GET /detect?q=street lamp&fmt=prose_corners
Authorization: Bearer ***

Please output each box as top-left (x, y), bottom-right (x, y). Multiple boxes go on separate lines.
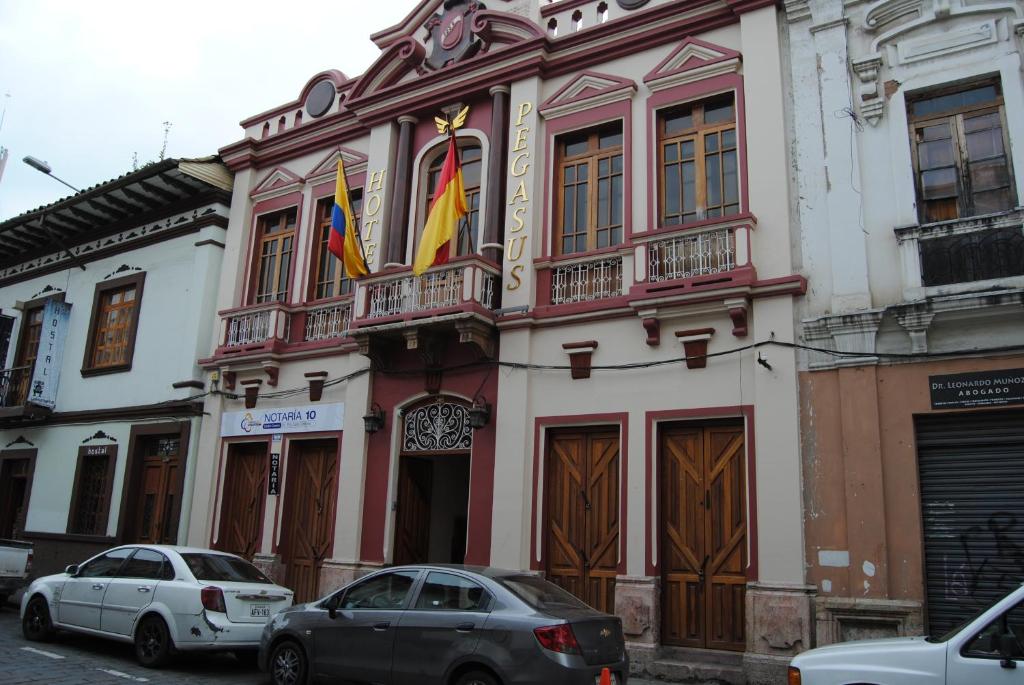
top-left (22, 156), bottom-right (81, 193)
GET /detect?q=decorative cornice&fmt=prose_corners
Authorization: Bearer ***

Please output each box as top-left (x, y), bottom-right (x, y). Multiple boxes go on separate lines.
top-left (539, 70), bottom-right (637, 119)
top-left (809, 16), bottom-right (848, 34)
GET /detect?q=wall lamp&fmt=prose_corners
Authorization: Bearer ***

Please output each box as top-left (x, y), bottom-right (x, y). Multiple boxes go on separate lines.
top-left (468, 397), bottom-right (491, 429)
top-left (363, 403), bottom-right (386, 434)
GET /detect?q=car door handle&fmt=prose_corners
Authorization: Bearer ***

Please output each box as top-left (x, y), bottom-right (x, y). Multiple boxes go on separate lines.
top-left (137, 587), bottom-right (151, 593)
top-left (91, 584), bottom-right (104, 590)
top-left (455, 622), bottom-right (475, 633)
top-left (372, 621), bottom-right (390, 631)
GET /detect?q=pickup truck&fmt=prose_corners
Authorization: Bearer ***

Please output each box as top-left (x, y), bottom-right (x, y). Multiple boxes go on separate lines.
top-left (789, 582), bottom-right (1024, 684)
top-left (0, 539), bottom-right (33, 607)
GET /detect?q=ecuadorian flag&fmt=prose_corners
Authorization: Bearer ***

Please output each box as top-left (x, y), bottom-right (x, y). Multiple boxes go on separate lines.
top-left (413, 136), bottom-right (467, 276)
top-left (329, 158), bottom-right (369, 279)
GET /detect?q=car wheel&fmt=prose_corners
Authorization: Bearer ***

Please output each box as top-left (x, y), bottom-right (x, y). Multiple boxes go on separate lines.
top-left (270, 640), bottom-right (308, 685)
top-left (456, 670), bottom-right (500, 685)
top-left (135, 615), bottom-right (173, 668)
top-left (22, 596), bottom-right (55, 641)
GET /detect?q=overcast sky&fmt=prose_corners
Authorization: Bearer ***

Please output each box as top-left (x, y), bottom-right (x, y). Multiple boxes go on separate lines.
top-left (0, 0), bottom-right (414, 221)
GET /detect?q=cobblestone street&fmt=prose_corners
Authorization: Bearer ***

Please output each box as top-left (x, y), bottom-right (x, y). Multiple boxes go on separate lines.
top-left (0, 602), bottom-right (264, 685)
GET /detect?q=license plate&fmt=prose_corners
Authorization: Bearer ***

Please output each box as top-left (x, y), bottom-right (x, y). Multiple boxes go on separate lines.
top-left (594, 675), bottom-right (618, 685)
top-left (250, 605), bottom-right (271, 618)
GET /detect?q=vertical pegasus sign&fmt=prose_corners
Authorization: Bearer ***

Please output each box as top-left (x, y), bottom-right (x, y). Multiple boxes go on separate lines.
top-left (29, 299), bottom-right (71, 409)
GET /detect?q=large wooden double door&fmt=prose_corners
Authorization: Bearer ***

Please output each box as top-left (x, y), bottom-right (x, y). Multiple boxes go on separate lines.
top-left (660, 423), bottom-right (747, 651)
top-left (280, 440), bottom-right (338, 603)
top-left (129, 435), bottom-right (182, 544)
top-left (545, 429), bottom-right (620, 614)
top-left (216, 442), bottom-right (268, 559)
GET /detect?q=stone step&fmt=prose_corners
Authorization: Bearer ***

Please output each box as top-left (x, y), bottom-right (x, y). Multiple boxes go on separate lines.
top-left (629, 646), bottom-right (747, 685)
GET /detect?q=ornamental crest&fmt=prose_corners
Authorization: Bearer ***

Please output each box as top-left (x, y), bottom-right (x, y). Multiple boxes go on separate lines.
top-left (424, 0), bottom-right (486, 71)
top-left (403, 401), bottom-right (473, 451)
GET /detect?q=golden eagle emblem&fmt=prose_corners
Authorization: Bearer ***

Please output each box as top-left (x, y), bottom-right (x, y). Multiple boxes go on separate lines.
top-left (434, 105), bottom-right (470, 135)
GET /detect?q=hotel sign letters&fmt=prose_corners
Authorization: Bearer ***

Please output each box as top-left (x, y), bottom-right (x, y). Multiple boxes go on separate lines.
top-left (506, 100), bottom-right (533, 290)
top-left (929, 369), bottom-right (1024, 409)
top-left (361, 169), bottom-right (386, 266)
top-left (29, 299), bottom-right (72, 409)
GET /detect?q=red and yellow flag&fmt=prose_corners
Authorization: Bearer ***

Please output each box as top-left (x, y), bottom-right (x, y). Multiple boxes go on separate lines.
top-left (413, 136), bottom-right (467, 276)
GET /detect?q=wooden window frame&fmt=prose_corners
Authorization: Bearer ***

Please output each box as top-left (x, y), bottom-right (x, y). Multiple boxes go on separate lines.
top-left (413, 140), bottom-right (484, 261)
top-left (251, 206), bottom-right (298, 304)
top-left (307, 191), bottom-right (363, 302)
top-left (657, 94), bottom-right (739, 227)
top-left (81, 273), bottom-right (146, 377)
top-left (554, 123), bottom-right (624, 256)
top-left (907, 79), bottom-right (1017, 224)
top-left (66, 444), bottom-right (118, 537)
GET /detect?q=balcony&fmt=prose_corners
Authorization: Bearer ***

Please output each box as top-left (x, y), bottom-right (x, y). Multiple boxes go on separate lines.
top-left (896, 209), bottom-right (1024, 299)
top-left (210, 297), bottom-right (355, 364)
top-left (349, 256), bottom-right (501, 361)
top-left (0, 366), bottom-right (51, 422)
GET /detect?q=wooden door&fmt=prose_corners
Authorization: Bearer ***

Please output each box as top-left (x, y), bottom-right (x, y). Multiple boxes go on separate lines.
top-left (280, 440), bottom-right (338, 603)
top-left (393, 457), bottom-right (433, 566)
top-left (0, 458), bottom-right (31, 538)
top-left (130, 436), bottom-right (181, 544)
top-left (545, 430), bottom-right (619, 614)
top-left (661, 424), bottom-right (746, 651)
top-left (216, 442), bottom-right (267, 559)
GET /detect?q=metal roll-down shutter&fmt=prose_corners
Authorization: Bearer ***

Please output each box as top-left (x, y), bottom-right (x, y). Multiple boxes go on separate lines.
top-left (916, 409), bottom-right (1024, 636)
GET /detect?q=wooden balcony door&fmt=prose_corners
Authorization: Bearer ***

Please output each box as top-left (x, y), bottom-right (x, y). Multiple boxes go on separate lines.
top-left (660, 423), bottom-right (747, 651)
top-left (280, 440), bottom-right (338, 603)
top-left (545, 429), bottom-right (620, 614)
top-left (216, 442), bottom-right (268, 559)
top-left (129, 435), bottom-right (182, 544)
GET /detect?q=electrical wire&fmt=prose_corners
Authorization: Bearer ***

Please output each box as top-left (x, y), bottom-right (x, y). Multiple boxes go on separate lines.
top-left (223, 339), bottom-right (1024, 403)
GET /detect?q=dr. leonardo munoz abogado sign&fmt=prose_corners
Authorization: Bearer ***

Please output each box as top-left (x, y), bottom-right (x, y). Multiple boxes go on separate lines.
top-left (220, 403), bottom-right (344, 437)
top-left (929, 368), bottom-right (1024, 409)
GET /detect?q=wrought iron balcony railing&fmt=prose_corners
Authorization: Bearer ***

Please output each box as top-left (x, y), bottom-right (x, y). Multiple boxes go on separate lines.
top-left (895, 209), bottom-right (1024, 296)
top-left (303, 300), bottom-right (352, 341)
top-left (355, 258), bottom-right (500, 323)
top-left (550, 255), bottom-right (624, 305)
top-left (221, 302), bottom-right (290, 348)
top-left (647, 227), bottom-right (737, 282)
top-left (0, 366), bottom-right (32, 407)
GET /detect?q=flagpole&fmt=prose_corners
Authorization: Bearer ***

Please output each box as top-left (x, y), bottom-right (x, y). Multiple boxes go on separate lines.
top-left (339, 148), bottom-right (371, 274)
top-left (446, 117), bottom-right (476, 256)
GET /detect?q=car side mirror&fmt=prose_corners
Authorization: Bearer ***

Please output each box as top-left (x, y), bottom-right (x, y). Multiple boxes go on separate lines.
top-left (64, 564), bottom-right (78, 576)
top-left (328, 605), bottom-right (337, 620)
top-left (997, 633), bottom-right (1018, 669)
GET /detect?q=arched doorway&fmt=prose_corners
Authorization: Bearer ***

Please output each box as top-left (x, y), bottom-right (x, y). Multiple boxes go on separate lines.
top-left (393, 399), bottom-right (472, 565)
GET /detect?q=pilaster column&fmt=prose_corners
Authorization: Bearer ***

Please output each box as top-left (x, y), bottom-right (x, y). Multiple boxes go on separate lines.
top-left (386, 115), bottom-right (417, 266)
top-left (484, 86), bottom-right (510, 263)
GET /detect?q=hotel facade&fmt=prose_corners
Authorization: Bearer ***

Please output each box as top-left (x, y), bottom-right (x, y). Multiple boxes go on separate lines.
top-left (190, 1), bottom-right (809, 681)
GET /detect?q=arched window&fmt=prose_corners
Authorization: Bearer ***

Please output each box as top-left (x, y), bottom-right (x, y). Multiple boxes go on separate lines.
top-left (423, 141), bottom-right (482, 257)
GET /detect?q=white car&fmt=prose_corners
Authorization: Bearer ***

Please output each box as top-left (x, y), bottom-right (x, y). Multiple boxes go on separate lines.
top-left (789, 582), bottom-right (1024, 685)
top-left (20, 544), bottom-right (293, 667)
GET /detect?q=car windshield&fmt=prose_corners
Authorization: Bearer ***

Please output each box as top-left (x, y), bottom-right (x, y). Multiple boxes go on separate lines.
top-left (180, 553), bottom-right (271, 584)
top-left (928, 585), bottom-right (1021, 642)
top-left (498, 574), bottom-right (590, 610)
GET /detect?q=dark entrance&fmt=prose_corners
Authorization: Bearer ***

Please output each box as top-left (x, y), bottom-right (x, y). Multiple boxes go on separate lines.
top-left (125, 434), bottom-right (183, 544)
top-left (544, 429), bottom-right (620, 614)
top-left (216, 441), bottom-right (267, 559)
top-left (280, 439), bottom-right (338, 603)
top-left (392, 399), bottom-right (474, 566)
top-left (917, 409), bottom-right (1024, 636)
top-left (660, 422), bottom-right (746, 651)
top-left (0, 450), bottom-right (35, 539)
top-left (393, 453), bottom-right (470, 566)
